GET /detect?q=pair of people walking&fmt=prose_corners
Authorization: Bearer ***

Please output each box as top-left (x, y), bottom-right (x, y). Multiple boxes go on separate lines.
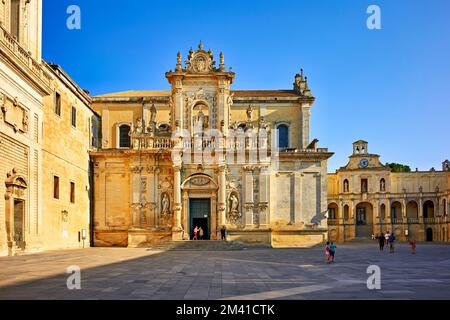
top-left (193, 226), bottom-right (204, 240)
top-left (377, 231), bottom-right (396, 253)
top-left (325, 241), bottom-right (336, 262)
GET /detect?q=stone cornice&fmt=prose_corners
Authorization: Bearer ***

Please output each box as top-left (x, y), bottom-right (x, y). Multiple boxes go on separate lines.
top-left (0, 26), bottom-right (52, 96)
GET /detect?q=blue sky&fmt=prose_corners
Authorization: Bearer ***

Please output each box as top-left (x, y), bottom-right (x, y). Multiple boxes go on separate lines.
top-left (42, 0), bottom-right (450, 172)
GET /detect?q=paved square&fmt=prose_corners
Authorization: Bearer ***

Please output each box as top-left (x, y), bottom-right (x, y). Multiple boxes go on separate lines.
top-left (0, 243), bottom-right (449, 300)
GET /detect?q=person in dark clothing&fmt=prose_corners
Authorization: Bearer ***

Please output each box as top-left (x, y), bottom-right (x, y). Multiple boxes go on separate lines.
top-left (378, 232), bottom-right (385, 251)
top-left (220, 225), bottom-right (227, 240)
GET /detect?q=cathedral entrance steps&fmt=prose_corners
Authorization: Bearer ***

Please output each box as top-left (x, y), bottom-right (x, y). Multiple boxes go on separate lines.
top-left (143, 240), bottom-right (263, 251)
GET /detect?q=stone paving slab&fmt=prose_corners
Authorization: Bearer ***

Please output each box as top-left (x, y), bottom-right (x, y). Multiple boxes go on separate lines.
top-left (0, 243), bottom-right (449, 299)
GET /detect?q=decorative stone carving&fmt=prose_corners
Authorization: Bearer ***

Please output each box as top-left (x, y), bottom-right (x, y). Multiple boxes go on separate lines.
top-left (1, 95), bottom-right (29, 133)
top-left (246, 105), bottom-right (253, 122)
top-left (5, 168), bottom-right (27, 199)
top-left (0, 93), bottom-right (5, 120)
top-left (228, 192), bottom-right (241, 223)
top-left (133, 117), bottom-right (144, 134)
top-left (185, 41), bottom-right (215, 74)
top-left (22, 111), bottom-right (29, 133)
top-left (150, 104), bottom-right (157, 124)
top-left (226, 92), bottom-right (234, 109)
top-left (161, 192), bottom-right (171, 216)
top-left (61, 210), bottom-right (69, 223)
top-left (190, 176), bottom-right (210, 186)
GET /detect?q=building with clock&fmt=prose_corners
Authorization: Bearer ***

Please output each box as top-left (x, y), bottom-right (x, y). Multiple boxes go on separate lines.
top-left (327, 140), bottom-right (450, 242)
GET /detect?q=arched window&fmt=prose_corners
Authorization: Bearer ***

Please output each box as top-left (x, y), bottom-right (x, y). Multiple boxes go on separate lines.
top-left (118, 124), bottom-right (131, 148)
top-left (277, 124), bottom-right (289, 149)
top-left (443, 199), bottom-right (447, 216)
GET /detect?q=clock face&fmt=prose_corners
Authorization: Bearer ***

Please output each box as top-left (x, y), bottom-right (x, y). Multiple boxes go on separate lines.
top-left (359, 159), bottom-right (369, 168)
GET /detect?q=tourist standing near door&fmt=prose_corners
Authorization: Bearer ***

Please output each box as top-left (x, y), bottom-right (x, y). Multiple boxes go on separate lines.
top-left (199, 227), bottom-right (204, 240)
top-left (221, 225), bottom-right (227, 240)
top-left (193, 226), bottom-right (198, 240)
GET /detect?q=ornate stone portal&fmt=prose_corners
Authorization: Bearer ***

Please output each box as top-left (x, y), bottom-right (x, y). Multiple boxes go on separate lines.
top-left (4, 168), bottom-right (28, 256)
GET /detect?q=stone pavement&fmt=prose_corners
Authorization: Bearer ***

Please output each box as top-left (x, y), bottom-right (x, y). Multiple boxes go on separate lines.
top-left (0, 243), bottom-right (449, 300)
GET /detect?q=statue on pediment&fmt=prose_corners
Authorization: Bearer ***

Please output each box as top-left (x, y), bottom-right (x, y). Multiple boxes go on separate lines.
top-left (133, 117), bottom-right (143, 134)
top-left (246, 105), bottom-right (253, 122)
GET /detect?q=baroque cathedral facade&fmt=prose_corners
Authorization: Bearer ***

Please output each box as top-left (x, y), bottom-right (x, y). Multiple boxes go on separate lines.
top-left (1, 1), bottom-right (448, 256)
top-left (90, 42), bottom-right (333, 247)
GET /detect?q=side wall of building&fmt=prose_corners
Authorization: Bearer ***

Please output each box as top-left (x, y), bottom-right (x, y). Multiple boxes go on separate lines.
top-left (41, 64), bottom-right (98, 250)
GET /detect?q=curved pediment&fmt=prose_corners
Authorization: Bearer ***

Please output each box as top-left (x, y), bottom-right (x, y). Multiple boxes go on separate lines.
top-left (5, 169), bottom-right (28, 188)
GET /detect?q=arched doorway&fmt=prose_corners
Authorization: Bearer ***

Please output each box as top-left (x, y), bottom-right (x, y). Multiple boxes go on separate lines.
top-left (426, 228), bottom-right (433, 242)
top-left (355, 202), bottom-right (373, 238)
top-left (423, 200), bottom-right (435, 218)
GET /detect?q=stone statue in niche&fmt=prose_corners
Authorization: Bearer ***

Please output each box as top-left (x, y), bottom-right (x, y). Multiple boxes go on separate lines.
top-left (344, 180), bottom-right (349, 192)
top-left (161, 193), bottom-right (170, 216)
top-left (228, 192), bottom-right (241, 223)
top-left (380, 179), bottom-right (386, 191)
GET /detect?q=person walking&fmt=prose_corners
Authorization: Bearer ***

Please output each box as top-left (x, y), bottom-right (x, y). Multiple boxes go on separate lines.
top-left (389, 232), bottom-right (396, 253)
top-left (220, 225), bottom-right (227, 241)
top-left (409, 239), bottom-right (417, 254)
top-left (199, 226), bottom-right (204, 240)
top-left (325, 242), bottom-right (331, 263)
top-left (193, 226), bottom-right (198, 240)
top-left (329, 242), bottom-right (337, 262)
top-left (385, 231), bottom-right (390, 246)
top-left (378, 232), bottom-right (385, 251)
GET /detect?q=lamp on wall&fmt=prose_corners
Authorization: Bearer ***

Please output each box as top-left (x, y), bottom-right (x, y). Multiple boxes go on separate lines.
top-left (81, 229), bottom-right (87, 248)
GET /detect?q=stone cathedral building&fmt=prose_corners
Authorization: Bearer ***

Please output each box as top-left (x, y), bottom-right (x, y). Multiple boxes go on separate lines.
top-left (91, 42), bottom-right (333, 248)
top-left (1, 1), bottom-right (449, 256)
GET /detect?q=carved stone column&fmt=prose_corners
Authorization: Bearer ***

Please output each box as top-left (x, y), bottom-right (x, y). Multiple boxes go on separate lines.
top-left (174, 84), bottom-right (184, 131)
top-left (172, 164), bottom-right (183, 240)
top-left (243, 166), bottom-right (254, 228)
top-left (218, 164), bottom-right (227, 227)
top-left (258, 166), bottom-right (270, 228)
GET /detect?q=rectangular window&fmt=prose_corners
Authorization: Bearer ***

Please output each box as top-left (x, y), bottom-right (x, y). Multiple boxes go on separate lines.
top-left (70, 182), bottom-right (75, 203)
top-left (361, 179), bottom-right (368, 193)
top-left (71, 106), bottom-right (77, 128)
top-left (53, 176), bottom-right (60, 199)
top-left (10, 0), bottom-right (20, 41)
top-left (55, 92), bottom-right (61, 116)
